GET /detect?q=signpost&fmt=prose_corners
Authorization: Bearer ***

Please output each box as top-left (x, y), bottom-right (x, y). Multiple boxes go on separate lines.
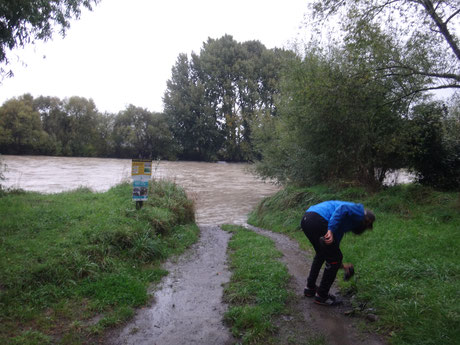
top-left (131, 159), bottom-right (152, 209)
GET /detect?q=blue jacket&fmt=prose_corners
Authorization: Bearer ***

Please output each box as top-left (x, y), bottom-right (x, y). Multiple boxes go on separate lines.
top-left (306, 200), bottom-right (365, 243)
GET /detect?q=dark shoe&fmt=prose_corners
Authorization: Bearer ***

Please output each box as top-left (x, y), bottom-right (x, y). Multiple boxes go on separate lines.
top-left (304, 285), bottom-right (317, 297)
top-left (314, 294), bottom-right (342, 306)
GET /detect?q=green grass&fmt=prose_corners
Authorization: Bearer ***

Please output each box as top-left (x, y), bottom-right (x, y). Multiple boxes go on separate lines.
top-left (221, 225), bottom-right (290, 344)
top-left (0, 180), bottom-right (199, 345)
top-left (248, 184), bottom-right (460, 345)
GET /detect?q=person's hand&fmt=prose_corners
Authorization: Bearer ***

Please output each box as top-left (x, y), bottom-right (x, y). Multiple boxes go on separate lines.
top-left (324, 230), bottom-right (334, 244)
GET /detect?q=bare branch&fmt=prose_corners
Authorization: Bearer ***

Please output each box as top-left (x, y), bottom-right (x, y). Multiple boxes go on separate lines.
top-left (422, 0), bottom-right (460, 61)
top-left (382, 84), bottom-right (460, 107)
top-left (361, 0), bottom-right (401, 22)
top-left (374, 64), bottom-right (460, 82)
top-left (445, 9), bottom-right (460, 25)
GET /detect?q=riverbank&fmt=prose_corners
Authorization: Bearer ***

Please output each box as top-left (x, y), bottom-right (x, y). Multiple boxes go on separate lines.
top-left (247, 184), bottom-right (460, 345)
top-left (0, 155), bottom-right (280, 225)
top-left (0, 181), bottom-right (198, 345)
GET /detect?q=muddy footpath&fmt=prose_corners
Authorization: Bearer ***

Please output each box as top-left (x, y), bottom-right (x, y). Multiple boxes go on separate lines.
top-left (105, 224), bottom-right (387, 345)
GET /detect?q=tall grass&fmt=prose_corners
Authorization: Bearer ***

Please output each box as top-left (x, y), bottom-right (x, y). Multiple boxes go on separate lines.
top-left (0, 180), bottom-right (198, 345)
top-left (248, 184), bottom-right (460, 345)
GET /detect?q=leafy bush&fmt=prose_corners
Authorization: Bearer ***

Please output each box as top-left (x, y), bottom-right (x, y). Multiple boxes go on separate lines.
top-left (407, 101), bottom-right (460, 191)
top-left (253, 48), bottom-right (409, 187)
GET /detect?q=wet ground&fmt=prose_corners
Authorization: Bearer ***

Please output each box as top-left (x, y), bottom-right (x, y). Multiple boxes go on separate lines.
top-left (245, 224), bottom-right (386, 345)
top-left (3, 156), bottom-right (387, 344)
top-left (105, 224), bottom-right (387, 345)
top-left (105, 226), bottom-right (235, 345)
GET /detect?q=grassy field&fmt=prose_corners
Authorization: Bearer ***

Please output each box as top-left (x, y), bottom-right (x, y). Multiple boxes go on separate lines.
top-left (0, 181), bottom-right (198, 345)
top-left (247, 184), bottom-right (460, 345)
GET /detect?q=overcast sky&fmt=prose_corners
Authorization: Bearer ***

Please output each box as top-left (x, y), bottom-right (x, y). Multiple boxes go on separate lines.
top-left (0, 0), bottom-right (310, 114)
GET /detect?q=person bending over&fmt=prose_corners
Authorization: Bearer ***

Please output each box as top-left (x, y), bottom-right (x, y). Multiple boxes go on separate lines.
top-left (300, 200), bottom-right (375, 306)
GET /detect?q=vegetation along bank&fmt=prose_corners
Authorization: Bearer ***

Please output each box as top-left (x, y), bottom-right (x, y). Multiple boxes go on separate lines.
top-left (247, 184), bottom-right (460, 345)
top-left (0, 181), bottom-right (197, 345)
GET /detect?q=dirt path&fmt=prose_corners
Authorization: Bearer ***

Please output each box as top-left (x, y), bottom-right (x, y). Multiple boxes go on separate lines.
top-left (105, 224), bottom-right (386, 345)
top-left (105, 225), bottom-right (235, 345)
top-left (245, 224), bottom-right (386, 345)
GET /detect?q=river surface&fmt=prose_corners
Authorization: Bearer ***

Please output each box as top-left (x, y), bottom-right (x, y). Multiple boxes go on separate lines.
top-left (1, 155), bottom-right (279, 225)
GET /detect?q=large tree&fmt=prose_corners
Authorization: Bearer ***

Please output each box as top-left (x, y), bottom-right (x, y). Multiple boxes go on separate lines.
top-left (193, 36), bottom-right (290, 161)
top-left (164, 35), bottom-right (291, 161)
top-left (63, 96), bottom-right (101, 156)
top-left (406, 100), bottom-right (460, 190)
top-left (163, 54), bottom-right (221, 161)
top-left (0, 0), bottom-right (99, 76)
top-left (33, 95), bottom-right (108, 157)
top-left (34, 95), bottom-right (72, 155)
top-left (0, 94), bottom-right (50, 154)
top-left (309, 0), bottom-right (460, 98)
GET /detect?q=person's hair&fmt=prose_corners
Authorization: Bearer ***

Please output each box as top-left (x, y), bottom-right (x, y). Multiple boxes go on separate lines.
top-left (352, 223), bottom-right (366, 235)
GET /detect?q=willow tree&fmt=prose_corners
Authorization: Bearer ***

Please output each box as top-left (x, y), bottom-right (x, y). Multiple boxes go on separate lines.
top-left (310, 0), bottom-right (460, 98)
top-left (253, 46), bottom-right (411, 187)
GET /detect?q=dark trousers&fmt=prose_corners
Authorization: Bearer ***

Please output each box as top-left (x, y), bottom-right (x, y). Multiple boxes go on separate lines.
top-left (301, 212), bottom-right (343, 298)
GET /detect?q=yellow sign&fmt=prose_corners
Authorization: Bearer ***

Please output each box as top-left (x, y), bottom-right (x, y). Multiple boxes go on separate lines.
top-left (132, 159), bottom-right (152, 202)
top-left (131, 159), bottom-right (152, 176)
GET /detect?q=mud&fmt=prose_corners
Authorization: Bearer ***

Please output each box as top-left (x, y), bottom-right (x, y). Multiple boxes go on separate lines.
top-left (245, 224), bottom-right (387, 345)
top-left (105, 222), bottom-right (387, 345)
top-left (105, 226), bottom-right (235, 345)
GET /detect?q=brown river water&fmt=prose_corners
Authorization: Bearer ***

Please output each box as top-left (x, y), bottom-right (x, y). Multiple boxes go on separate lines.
top-left (1, 155), bottom-right (280, 225)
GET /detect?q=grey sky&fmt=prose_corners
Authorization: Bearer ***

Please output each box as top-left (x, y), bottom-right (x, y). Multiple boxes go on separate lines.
top-left (0, 0), bottom-right (310, 114)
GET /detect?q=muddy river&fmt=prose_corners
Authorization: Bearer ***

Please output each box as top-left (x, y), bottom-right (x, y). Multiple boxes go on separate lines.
top-left (1, 155), bottom-right (280, 225)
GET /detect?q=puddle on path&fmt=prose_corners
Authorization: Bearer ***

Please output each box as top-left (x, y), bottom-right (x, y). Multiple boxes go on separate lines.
top-left (105, 226), bottom-right (235, 345)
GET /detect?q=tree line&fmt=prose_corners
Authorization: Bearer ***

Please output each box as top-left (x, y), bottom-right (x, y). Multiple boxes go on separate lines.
top-left (1, 0), bottom-right (460, 190)
top-left (0, 35), bottom-right (290, 161)
top-left (0, 95), bottom-right (176, 159)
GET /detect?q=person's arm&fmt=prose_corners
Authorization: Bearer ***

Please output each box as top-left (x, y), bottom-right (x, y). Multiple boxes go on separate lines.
top-left (325, 204), bottom-right (350, 244)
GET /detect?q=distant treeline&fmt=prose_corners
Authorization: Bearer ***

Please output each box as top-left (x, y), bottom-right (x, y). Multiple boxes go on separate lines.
top-left (0, 94), bottom-right (176, 160)
top-left (0, 35), bottom-right (289, 162)
top-left (1, 34), bottom-right (460, 190)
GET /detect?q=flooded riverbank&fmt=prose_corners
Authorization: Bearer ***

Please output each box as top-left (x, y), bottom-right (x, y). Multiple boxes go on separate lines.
top-left (1, 155), bottom-right (280, 225)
